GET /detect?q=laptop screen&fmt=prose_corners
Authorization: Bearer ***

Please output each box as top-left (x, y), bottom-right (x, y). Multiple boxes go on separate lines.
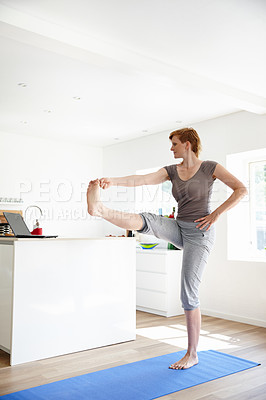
top-left (3, 212), bottom-right (31, 236)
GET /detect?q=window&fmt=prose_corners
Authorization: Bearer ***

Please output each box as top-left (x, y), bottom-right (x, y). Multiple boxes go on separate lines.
top-left (135, 167), bottom-right (175, 216)
top-left (227, 149), bottom-right (266, 262)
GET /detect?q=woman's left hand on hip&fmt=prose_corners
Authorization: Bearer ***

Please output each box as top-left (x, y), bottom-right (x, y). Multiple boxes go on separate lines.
top-left (194, 211), bottom-right (220, 231)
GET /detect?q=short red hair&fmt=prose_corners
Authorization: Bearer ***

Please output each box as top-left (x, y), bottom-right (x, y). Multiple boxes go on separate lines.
top-left (169, 128), bottom-right (202, 157)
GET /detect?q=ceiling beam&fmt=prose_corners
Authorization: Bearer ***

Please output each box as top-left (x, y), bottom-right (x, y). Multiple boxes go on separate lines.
top-left (1, 3), bottom-right (265, 115)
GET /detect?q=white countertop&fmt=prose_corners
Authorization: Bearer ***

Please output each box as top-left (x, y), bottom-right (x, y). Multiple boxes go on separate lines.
top-left (0, 236), bottom-right (136, 243)
top-left (136, 247), bottom-right (182, 254)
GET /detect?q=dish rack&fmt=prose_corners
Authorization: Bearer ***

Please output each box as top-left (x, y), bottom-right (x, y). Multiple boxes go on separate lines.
top-left (0, 223), bottom-right (12, 236)
top-left (0, 210), bottom-right (22, 236)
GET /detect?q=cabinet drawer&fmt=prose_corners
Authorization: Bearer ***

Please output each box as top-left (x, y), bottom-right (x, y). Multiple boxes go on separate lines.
top-left (136, 288), bottom-right (167, 312)
top-left (136, 253), bottom-right (166, 273)
top-left (136, 271), bottom-right (167, 292)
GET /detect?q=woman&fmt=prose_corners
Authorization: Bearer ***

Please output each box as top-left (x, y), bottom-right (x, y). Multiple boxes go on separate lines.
top-left (87, 127), bottom-right (247, 370)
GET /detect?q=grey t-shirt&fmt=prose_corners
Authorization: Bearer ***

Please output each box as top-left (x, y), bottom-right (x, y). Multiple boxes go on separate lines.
top-left (164, 161), bottom-right (218, 222)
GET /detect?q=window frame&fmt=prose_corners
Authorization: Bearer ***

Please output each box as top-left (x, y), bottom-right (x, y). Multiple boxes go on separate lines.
top-left (227, 148), bottom-right (266, 262)
top-left (248, 159), bottom-right (266, 253)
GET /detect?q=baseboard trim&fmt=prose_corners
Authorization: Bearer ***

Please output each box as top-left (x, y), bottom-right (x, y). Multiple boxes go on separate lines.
top-left (201, 309), bottom-right (266, 328)
top-left (136, 306), bottom-right (184, 318)
top-left (0, 344), bottom-right (10, 354)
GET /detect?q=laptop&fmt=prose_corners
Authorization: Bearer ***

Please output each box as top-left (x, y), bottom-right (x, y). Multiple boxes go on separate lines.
top-left (3, 212), bottom-right (58, 238)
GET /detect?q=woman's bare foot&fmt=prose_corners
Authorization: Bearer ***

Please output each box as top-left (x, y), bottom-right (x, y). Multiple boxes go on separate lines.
top-left (87, 179), bottom-right (103, 217)
top-left (169, 351), bottom-right (198, 370)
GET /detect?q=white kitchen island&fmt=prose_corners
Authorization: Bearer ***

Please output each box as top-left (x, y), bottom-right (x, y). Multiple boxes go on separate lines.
top-left (0, 237), bottom-right (136, 365)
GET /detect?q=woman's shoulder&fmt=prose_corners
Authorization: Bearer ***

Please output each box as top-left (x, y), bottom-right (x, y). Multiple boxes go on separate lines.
top-left (202, 160), bottom-right (218, 166)
top-left (163, 164), bottom-right (177, 171)
top-left (201, 160), bottom-right (218, 175)
top-left (163, 164), bottom-right (177, 180)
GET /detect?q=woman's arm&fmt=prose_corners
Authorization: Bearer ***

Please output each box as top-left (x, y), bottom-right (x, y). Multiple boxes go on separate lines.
top-left (99, 168), bottom-right (169, 189)
top-left (195, 163), bottom-right (248, 230)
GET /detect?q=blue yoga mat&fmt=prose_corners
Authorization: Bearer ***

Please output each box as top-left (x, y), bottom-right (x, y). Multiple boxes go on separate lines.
top-left (1, 350), bottom-right (259, 400)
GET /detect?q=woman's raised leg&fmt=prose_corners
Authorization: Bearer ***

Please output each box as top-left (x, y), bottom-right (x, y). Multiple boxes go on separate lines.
top-left (87, 179), bottom-right (143, 230)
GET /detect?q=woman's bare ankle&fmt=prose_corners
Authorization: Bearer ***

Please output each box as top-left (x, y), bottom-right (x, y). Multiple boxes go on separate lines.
top-left (187, 349), bottom-right (197, 357)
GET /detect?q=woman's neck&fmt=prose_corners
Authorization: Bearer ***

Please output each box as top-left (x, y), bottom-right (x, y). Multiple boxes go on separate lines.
top-left (180, 152), bottom-right (200, 168)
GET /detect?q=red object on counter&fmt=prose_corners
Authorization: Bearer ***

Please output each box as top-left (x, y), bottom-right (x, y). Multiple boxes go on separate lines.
top-left (31, 228), bottom-right (43, 235)
top-left (168, 206), bottom-right (176, 219)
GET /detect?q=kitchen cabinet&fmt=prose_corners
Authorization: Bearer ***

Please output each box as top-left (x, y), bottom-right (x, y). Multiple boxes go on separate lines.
top-left (136, 248), bottom-right (183, 317)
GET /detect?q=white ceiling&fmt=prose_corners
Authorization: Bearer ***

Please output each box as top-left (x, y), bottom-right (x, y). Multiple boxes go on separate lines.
top-left (0, 0), bottom-right (265, 147)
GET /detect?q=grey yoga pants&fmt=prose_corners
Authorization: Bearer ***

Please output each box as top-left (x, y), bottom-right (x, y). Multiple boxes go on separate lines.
top-left (137, 212), bottom-right (216, 311)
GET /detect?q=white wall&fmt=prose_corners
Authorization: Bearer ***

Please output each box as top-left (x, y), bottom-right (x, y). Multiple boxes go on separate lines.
top-left (0, 131), bottom-right (103, 237)
top-left (103, 111), bottom-right (266, 327)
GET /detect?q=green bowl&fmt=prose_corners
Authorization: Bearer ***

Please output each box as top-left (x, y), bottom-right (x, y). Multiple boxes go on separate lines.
top-left (139, 243), bottom-right (159, 250)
